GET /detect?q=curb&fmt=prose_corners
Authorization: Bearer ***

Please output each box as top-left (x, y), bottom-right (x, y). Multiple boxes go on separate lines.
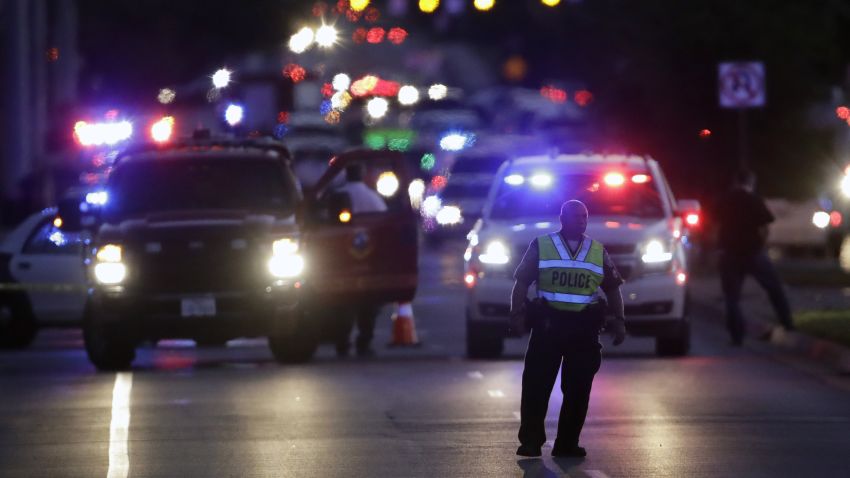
top-left (691, 293), bottom-right (850, 375)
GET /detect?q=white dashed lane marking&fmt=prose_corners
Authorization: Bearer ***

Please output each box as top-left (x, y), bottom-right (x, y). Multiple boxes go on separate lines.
top-left (467, 371), bottom-right (484, 379)
top-left (586, 471), bottom-right (612, 478)
top-left (487, 390), bottom-right (505, 398)
top-left (107, 372), bottom-right (132, 478)
top-left (513, 411), bottom-right (521, 421)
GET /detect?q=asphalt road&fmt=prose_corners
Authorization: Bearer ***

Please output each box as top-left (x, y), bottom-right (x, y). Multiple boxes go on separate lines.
top-left (1, 243), bottom-right (849, 478)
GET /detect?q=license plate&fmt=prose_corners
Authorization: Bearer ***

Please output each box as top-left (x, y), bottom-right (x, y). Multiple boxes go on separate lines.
top-left (181, 296), bottom-right (216, 317)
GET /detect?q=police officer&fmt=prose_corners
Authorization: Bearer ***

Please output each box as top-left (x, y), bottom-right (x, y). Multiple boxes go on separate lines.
top-left (511, 200), bottom-right (626, 458)
top-left (334, 164), bottom-right (387, 357)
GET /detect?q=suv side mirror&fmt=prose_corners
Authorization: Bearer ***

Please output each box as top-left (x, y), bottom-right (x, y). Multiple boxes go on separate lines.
top-left (328, 191), bottom-right (353, 224)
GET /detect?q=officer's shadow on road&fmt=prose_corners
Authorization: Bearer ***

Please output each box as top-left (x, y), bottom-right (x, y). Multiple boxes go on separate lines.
top-left (517, 457), bottom-right (584, 477)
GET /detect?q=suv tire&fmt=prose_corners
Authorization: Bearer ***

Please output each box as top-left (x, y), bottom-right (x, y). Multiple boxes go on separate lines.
top-left (83, 307), bottom-right (135, 371)
top-left (466, 319), bottom-right (504, 359)
top-left (0, 297), bottom-right (38, 349)
top-left (655, 322), bottom-right (690, 357)
top-left (268, 312), bottom-right (318, 364)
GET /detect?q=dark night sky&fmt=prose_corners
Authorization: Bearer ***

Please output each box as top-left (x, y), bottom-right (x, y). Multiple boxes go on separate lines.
top-left (75, 0), bottom-right (850, 198)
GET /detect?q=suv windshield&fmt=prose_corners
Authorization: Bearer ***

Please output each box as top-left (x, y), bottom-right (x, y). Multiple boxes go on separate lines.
top-left (490, 173), bottom-right (664, 220)
top-left (106, 158), bottom-right (295, 218)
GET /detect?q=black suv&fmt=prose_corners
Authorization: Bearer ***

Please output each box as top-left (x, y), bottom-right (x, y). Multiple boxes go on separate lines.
top-left (79, 138), bottom-right (315, 370)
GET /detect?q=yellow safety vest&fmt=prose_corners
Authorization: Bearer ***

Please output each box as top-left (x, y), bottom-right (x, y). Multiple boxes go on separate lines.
top-left (537, 233), bottom-right (605, 312)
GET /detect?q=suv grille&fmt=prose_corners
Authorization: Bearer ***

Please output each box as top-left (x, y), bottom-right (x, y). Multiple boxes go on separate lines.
top-left (129, 237), bottom-right (267, 294)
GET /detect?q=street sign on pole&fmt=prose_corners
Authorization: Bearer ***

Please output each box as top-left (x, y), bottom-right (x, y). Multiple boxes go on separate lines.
top-left (719, 62), bottom-right (765, 169)
top-left (719, 62), bottom-right (766, 109)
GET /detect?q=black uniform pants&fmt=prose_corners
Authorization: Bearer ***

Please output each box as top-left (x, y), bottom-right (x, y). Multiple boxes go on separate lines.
top-left (335, 305), bottom-right (380, 352)
top-left (518, 313), bottom-right (602, 449)
top-left (719, 251), bottom-right (793, 342)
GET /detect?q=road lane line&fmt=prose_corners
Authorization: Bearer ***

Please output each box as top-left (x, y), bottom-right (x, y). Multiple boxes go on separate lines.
top-left (467, 371), bottom-right (484, 379)
top-left (487, 389), bottom-right (505, 398)
top-left (107, 372), bottom-right (133, 478)
top-left (513, 411), bottom-right (521, 421)
top-left (586, 471), bottom-right (611, 478)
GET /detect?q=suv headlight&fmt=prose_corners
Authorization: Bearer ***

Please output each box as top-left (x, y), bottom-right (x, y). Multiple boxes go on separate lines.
top-left (268, 238), bottom-right (305, 278)
top-left (94, 244), bottom-right (127, 285)
top-left (479, 240), bottom-right (510, 265)
top-left (641, 239), bottom-right (673, 264)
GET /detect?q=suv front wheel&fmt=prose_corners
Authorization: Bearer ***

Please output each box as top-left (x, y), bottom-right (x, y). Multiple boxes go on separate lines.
top-left (268, 311), bottom-right (318, 363)
top-left (83, 306), bottom-right (136, 371)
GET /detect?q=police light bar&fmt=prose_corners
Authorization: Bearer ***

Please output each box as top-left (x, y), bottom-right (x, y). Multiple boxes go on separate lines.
top-left (603, 172), bottom-right (625, 187)
top-left (74, 120), bottom-right (133, 147)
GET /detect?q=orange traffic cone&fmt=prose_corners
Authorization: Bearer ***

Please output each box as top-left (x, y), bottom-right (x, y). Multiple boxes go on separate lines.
top-left (388, 302), bottom-right (420, 347)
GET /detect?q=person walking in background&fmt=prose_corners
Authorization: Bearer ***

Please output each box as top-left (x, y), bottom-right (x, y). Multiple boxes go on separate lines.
top-left (715, 169), bottom-right (795, 345)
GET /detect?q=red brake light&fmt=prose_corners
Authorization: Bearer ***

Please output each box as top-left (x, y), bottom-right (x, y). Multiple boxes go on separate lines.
top-left (631, 174), bottom-right (650, 184)
top-left (685, 213), bottom-right (700, 226)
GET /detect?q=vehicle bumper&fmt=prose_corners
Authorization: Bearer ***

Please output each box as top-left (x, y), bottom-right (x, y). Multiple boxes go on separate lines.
top-left (88, 282), bottom-right (300, 340)
top-left (466, 269), bottom-right (687, 337)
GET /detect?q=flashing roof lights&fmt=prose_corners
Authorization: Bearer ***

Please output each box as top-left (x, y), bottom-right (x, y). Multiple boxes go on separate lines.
top-left (436, 205), bottom-right (462, 225)
top-left (376, 171), bottom-right (400, 197)
top-left (350, 0), bottom-right (370, 11)
top-left (439, 132), bottom-right (472, 151)
top-left (542, 0), bottom-right (562, 5)
top-left (398, 85), bottom-right (420, 106)
top-left (631, 174), bottom-right (650, 184)
top-left (74, 120), bottom-right (133, 147)
top-left (529, 173), bottom-right (553, 188)
top-left (157, 88), bottom-right (176, 104)
top-left (333, 73), bottom-right (351, 92)
top-left (224, 104), bottom-right (244, 126)
top-left (841, 171), bottom-right (850, 198)
top-left (428, 84), bottom-right (448, 100)
top-left (422, 195), bottom-right (442, 217)
top-left (150, 116), bottom-right (175, 143)
top-left (366, 97), bottom-right (389, 119)
top-left (315, 24), bottom-right (338, 48)
top-left (289, 27), bottom-right (315, 53)
top-left (212, 68), bottom-right (232, 88)
top-left (419, 0), bottom-right (440, 13)
top-left (504, 174), bottom-right (525, 186)
top-left (812, 211), bottom-right (830, 229)
top-left (474, 0), bottom-right (495, 11)
top-left (603, 172), bottom-right (626, 187)
top-left (86, 191), bottom-right (109, 206)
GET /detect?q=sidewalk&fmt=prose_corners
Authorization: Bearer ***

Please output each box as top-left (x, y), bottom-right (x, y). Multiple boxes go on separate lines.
top-left (689, 274), bottom-right (850, 374)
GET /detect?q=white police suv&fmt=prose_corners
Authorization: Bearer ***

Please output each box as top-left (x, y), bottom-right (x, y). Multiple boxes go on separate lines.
top-left (464, 154), bottom-right (697, 358)
top-left (0, 208), bottom-right (87, 348)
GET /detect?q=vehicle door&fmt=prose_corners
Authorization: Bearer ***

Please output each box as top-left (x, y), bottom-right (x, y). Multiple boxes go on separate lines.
top-left (302, 149), bottom-right (418, 305)
top-left (9, 218), bottom-right (87, 322)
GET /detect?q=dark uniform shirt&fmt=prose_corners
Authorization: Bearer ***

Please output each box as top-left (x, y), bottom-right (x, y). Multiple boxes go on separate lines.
top-left (513, 233), bottom-right (624, 294)
top-left (715, 188), bottom-right (774, 256)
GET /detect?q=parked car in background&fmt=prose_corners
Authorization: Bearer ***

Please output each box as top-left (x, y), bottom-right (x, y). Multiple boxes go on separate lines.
top-left (0, 208), bottom-right (87, 348)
